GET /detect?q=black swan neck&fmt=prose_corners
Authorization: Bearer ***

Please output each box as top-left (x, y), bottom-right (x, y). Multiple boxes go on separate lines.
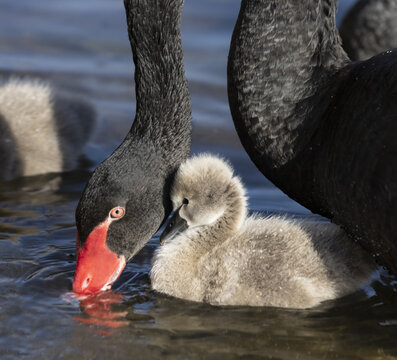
top-left (124, 0), bottom-right (191, 149)
top-left (76, 0), bottom-right (191, 254)
top-left (228, 0), bottom-right (348, 173)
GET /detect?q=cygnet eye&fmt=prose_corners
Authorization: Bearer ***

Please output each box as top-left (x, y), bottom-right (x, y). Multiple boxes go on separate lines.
top-left (183, 198), bottom-right (189, 205)
top-left (109, 206), bottom-right (125, 219)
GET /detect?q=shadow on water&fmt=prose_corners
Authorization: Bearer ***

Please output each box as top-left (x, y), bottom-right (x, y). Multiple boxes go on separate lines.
top-left (0, 0), bottom-right (397, 359)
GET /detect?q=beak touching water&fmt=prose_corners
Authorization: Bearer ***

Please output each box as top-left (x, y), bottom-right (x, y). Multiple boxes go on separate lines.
top-left (73, 218), bottom-right (126, 296)
top-left (160, 206), bottom-right (188, 245)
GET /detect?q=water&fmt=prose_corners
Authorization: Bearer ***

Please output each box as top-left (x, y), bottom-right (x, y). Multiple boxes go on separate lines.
top-left (0, 0), bottom-right (396, 359)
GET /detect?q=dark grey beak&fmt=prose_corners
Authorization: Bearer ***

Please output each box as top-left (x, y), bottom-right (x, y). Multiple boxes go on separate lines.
top-left (160, 206), bottom-right (188, 245)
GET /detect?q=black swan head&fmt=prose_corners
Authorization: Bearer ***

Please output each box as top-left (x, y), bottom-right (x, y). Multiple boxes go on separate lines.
top-left (73, 0), bottom-right (191, 295)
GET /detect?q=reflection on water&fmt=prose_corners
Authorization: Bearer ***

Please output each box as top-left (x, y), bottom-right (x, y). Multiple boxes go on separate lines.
top-left (73, 291), bottom-right (129, 332)
top-left (0, 0), bottom-right (396, 359)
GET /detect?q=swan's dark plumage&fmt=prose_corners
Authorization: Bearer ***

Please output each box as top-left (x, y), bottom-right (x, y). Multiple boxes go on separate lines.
top-left (340, 0), bottom-right (397, 61)
top-left (228, 0), bottom-right (397, 273)
top-left (75, 0), bottom-right (191, 265)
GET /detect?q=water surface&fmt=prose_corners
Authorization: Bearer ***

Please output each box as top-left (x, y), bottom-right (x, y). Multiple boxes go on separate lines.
top-left (0, 1), bottom-right (396, 359)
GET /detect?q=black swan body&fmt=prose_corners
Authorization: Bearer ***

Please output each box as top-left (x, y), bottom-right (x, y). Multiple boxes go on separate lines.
top-left (0, 78), bottom-right (95, 180)
top-left (340, 0), bottom-right (397, 61)
top-left (73, 0), bottom-right (191, 294)
top-left (228, 0), bottom-right (397, 273)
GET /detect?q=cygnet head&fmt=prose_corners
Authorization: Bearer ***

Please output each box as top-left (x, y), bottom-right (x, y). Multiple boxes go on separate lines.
top-left (160, 154), bottom-right (247, 244)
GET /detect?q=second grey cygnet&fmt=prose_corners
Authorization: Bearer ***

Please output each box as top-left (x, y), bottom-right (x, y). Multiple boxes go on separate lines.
top-left (0, 78), bottom-right (95, 180)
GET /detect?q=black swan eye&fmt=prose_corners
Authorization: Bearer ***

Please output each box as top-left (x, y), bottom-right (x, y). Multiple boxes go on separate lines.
top-left (183, 198), bottom-right (189, 205)
top-left (110, 206), bottom-right (125, 219)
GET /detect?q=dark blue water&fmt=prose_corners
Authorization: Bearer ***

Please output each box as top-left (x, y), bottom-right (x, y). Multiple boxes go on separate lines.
top-left (0, 1), bottom-right (396, 359)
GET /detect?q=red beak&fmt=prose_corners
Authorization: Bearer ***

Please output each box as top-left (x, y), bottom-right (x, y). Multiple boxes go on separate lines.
top-left (73, 218), bottom-right (126, 295)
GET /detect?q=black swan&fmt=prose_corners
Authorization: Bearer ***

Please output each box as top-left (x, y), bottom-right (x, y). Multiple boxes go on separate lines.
top-left (152, 154), bottom-right (375, 308)
top-left (73, 0), bottom-right (191, 294)
top-left (228, 0), bottom-right (397, 274)
top-left (340, 0), bottom-right (397, 61)
top-left (0, 78), bottom-right (95, 180)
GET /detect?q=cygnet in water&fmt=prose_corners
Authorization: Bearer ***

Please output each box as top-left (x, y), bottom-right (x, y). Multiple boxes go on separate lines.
top-left (151, 155), bottom-right (376, 309)
top-left (0, 78), bottom-right (95, 180)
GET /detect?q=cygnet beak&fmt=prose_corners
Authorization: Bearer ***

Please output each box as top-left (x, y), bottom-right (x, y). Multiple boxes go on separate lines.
top-left (160, 206), bottom-right (188, 245)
